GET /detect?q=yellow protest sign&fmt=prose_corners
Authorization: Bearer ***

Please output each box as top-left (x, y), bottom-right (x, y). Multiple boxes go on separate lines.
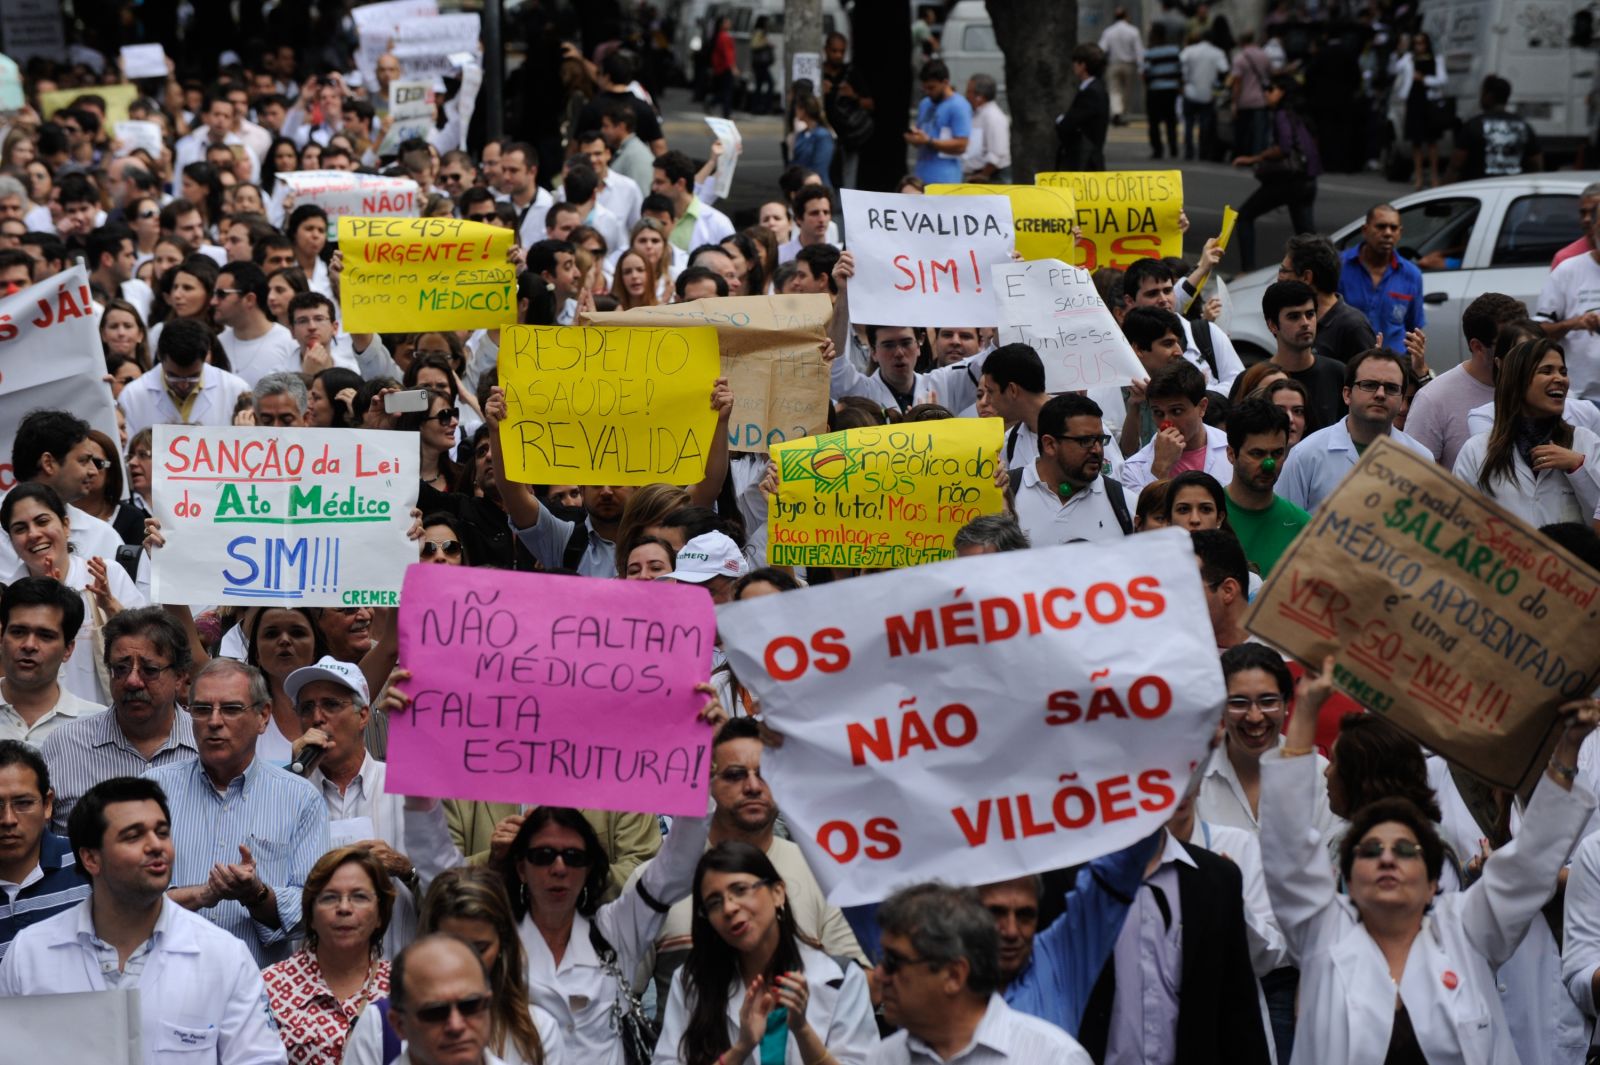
top-left (770, 418), bottom-right (1004, 569)
top-left (926, 184), bottom-right (1078, 262)
top-left (1035, 170), bottom-right (1183, 271)
top-left (338, 217), bottom-right (515, 333)
top-left (1218, 205), bottom-right (1239, 252)
top-left (498, 325), bottom-right (721, 486)
top-left (41, 84), bottom-right (140, 126)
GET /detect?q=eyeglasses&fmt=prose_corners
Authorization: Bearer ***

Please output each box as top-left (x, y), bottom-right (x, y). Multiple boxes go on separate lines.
top-left (1224, 694), bottom-right (1284, 715)
top-left (187, 702), bottom-right (260, 720)
top-left (293, 315), bottom-right (333, 328)
top-left (875, 338), bottom-right (918, 351)
top-left (1354, 838), bottom-right (1424, 861)
top-left (210, 288), bottom-right (243, 299)
top-left (314, 889), bottom-right (378, 909)
top-left (701, 879), bottom-right (771, 916)
top-left (421, 539), bottom-right (462, 559)
top-left (136, 210), bottom-right (160, 220)
top-left (0, 797), bottom-right (41, 815)
top-left (1352, 379), bottom-right (1404, 397)
top-left (1052, 433), bottom-right (1111, 449)
top-left (87, 457), bottom-right (112, 471)
top-left (406, 995), bottom-right (491, 1025)
top-left (296, 696), bottom-right (355, 718)
top-left (520, 846), bottom-right (592, 868)
top-left (878, 948), bottom-right (943, 976)
top-left (163, 371), bottom-right (202, 386)
top-left (714, 765), bottom-right (763, 786)
top-left (427, 407), bottom-right (460, 425)
top-left (109, 660), bottom-right (176, 681)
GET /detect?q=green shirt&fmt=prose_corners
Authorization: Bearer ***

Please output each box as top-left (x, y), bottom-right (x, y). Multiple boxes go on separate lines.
top-left (1226, 493), bottom-right (1310, 577)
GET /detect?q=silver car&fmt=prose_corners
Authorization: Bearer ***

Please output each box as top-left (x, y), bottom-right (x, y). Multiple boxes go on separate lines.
top-left (1224, 173), bottom-right (1599, 370)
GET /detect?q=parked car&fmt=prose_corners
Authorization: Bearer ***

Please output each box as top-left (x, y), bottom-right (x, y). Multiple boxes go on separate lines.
top-left (1224, 173), bottom-right (1599, 370)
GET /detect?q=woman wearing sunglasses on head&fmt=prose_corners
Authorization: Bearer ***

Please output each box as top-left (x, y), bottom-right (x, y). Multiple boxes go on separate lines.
top-left (1262, 655), bottom-right (1600, 1063)
top-left (655, 841), bottom-right (877, 1065)
top-left (417, 512), bottom-right (473, 567)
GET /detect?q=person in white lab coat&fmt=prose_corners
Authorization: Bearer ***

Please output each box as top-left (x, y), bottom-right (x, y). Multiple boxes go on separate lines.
top-left (0, 775), bottom-right (287, 1064)
top-left (118, 318), bottom-right (251, 441)
top-left (1261, 658), bottom-right (1599, 1065)
top-left (654, 842), bottom-right (878, 1064)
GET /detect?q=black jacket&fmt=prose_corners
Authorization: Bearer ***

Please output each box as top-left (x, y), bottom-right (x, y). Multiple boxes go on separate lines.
top-left (1056, 78), bottom-right (1110, 171)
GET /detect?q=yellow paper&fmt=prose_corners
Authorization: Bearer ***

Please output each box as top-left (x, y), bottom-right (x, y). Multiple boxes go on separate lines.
top-left (926, 183), bottom-right (1078, 262)
top-left (770, 418), bottom-right (1005, 569)
top-left (497, 325), bottom-right (721, 486)
top-left (338, 217), bottom-right (516, 333)
top-left (1217, 205), bottom-right (1239, 252)
top-left (1035, 170), bottom-right (1184, 271)
top-left (40, 84), bottom-right (140, 126)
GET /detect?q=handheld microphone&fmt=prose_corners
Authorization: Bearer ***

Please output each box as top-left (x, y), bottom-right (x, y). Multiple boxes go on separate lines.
top-left (288, 743), bottom-right (326, 776)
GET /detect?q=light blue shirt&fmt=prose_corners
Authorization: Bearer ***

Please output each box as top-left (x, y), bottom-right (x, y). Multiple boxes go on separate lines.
top-left (1276, 418), bottom-right (1434, 511)
top-left (915, 91), bottom-right (973, 185)
top-left (147, 756), bottom-right (330, 967)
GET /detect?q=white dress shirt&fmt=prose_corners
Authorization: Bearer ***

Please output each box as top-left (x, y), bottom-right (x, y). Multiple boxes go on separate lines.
top-left (1275, 419), bottom-right (1434, 511)
top-left (1013, 464), bottom-right (1127, 545)
top-left (868, 993), bottom-right (1091, 1064)
top-left (962, 99), bottom-right (1012, 176)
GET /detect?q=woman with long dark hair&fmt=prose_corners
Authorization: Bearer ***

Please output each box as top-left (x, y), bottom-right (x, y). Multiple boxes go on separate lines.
top-left (655, 842), bottom-right (877, 1064)
top-left (1454, 337), bottom-right (1600, 527)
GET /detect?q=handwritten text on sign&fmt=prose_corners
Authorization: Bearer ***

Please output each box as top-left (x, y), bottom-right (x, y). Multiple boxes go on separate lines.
top-left (771, 418), bottom-right (1004, 569)
top-left (583, 294), bottom-right (832, 453)
top-left (991, 260), bottom-right (1147, 390)
top-left (926, 184), bottom-right (1079, 263)
top-left (1035, 170), bottom-right (1183, 271)
top-left (150, 427), bottom-right (418, 608)
top-left (277, 170), bottom-right (421, 219)
top-left (339, 217), bottom-right (515, 333)
top-left (388, 566), bottom-right (716, 813)
top-left (498, 325), bottom-right (720, 485)
top-left (718, 530), bottom-right (1223, 905)
top-left (840, 189), bottom-right (1014, 327)
top-left (1245, 439), bottom-right (1600, 792)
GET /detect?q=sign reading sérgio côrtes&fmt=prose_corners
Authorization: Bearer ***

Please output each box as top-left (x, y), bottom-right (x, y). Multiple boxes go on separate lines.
top-left (1245, 438), bottom-right (1600, 792)
top-left (1035, 170), bottom-right (1184, 271)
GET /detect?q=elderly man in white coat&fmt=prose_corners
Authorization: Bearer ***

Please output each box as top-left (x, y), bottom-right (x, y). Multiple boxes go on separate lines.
top-left (384, 934), bottom-right (510, 1065)
top-left (0, 775), bottom-right (285, 1064)
top-left (119, 318), bottom-right (251, 440)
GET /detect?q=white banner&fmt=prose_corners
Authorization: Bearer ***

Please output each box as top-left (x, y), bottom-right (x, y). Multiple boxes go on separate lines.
top-left (718, 530), bottom-right (1224, 905)
top-left (703, 117), bottom-right (741, 200)
top-left (393, 14), bottom-right (480, 80)
top-left (280, 170), bottom-right (420, 220)
top-left (991, 259), bottom-right (1147, 390)
top-left (151, 427), bottom-right (418, 608)
top-left (352, 0), bottom-right (437, 83)
top-left (118, 43), bottom-right (166, 79)
top-left (378, 80), bottom-right (434, 156)
top-left (0, 989), bottom-right (139, 1062)
top-left (840, 190), bottom-right (1013, 328)
top-left (0, 266), bottom-right (119, 490)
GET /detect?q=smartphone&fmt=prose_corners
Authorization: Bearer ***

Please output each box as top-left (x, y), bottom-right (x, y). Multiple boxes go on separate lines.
top-left (384, 389), bottom-right (432, 414)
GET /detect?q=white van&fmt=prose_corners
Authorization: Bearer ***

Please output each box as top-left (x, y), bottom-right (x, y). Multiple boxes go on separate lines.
top-left (938, 0), bottom-right (1122, 108)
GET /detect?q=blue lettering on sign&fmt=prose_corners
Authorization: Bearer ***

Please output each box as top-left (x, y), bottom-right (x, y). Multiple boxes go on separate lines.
top-left (222, 535), bottom-right (341, 598)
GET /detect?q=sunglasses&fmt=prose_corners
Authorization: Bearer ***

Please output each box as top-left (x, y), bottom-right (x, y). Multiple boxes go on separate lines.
top-left (466, 213), bottom-right (497, 223)
top-left (521, 846), bottom-right (592, 868)
top-left (427, 407), bottom-right (460, 425)
top-left (1354, 838), bottom-right (1423, 861)
top-left (407, 994), bottom-right (491, 1025)
top-left (421, 539), bottom-right (462, 559)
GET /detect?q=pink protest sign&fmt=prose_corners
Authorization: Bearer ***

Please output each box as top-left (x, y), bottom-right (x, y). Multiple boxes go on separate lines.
top-left (387, 564), bottom-right (718, 814)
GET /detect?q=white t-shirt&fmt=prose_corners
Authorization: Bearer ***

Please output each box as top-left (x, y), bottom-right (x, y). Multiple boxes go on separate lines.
top-left (1536, 252), bottom-right (1600, 400)
top-left (219, 323), bottom-right (300, 388)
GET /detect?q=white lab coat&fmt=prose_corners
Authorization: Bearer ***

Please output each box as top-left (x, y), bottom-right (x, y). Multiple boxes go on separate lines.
top-left (0, 897), bottom-right (286, 1064)
top-left (1261, 750), bottom-right (1595, 1065)
top-left (118, 363), bottom-right (252, 440)
top-left (653, 943), bottom-right (877, 1064)
top-left (1452, 426), bottom-right (1600, 530)
top-left (1563, 829), bottom-right (1600, 1021)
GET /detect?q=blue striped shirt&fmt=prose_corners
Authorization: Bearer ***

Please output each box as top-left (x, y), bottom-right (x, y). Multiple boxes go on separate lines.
top-left (39, 708), bottom-right (198, 833)
top-left (0, 833), bottom-right (90, 960)
top-left (147, 755), bottom-right (331, 968)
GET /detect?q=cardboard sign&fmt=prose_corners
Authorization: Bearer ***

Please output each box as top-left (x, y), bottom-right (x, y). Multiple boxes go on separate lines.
top-left (1035, 170), bottom-right (1184, 271)
top-left (338, 216), bottom-right (515, 333)
top-left (278, 171), bottom-right (421, 221)
top-left (497, 325), bottom-right (721, 485)
top-left (1244, 438), bottom-right (1600, 792)
top-left (387, 566), bottom-right (717, 812)
top-left (770, 418), bottom-right (1005, 569)
top-left (150, 427), bottom-right (418, 608)
top-left (990, 260), bottom-right (1146, 390)
top-left (378, 80), bottom-right (434, 156)
top-left (927, 184), bottom-right (1079, 262)
top-left (704, 116), bottom-right (742, 200)
top-left (840, 189), bottom-right (1014, 327)
top-left (583, 294), bottom-right (832, 453)
top-left (718, 529), bottom-right (1224, 904)
top-left (40, 83), bottom-right (137, 126)
top-left (0, 266), bottom-right (119, 490)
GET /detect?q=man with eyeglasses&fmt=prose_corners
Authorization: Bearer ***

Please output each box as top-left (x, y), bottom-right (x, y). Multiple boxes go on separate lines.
top-left (438, 150), bottom-right (476, 198)
top-left (284, 291), bottom-right (397, 381)
top-left (1277, 348), bottom-right (1433, 511)
top-left (214, 262), bottom-right (300, 388)
top-left (458, 187), bottom-right (504, 228)
top-left (0, 776), bottom-right (286, 1063)
top-left (0, 578), bottom-right (97, 747)
top-left (284, 657), bottom-right (457, 958)
top-left (40, 609), bottom-right (197, 833)
top-left (0, 740), bottom-right (89, 958)
top-left (871, 882), bottom-right (1091, 1064)
top-left (146, 658), bottom-right (328, 967)
top-left (632, 716), bottom-right (865, 1011)
top-left (119, 318), bottom-right (252, 439)
top-left (1011, 393), bottom-right (1132, 545)
top-left (380, 934), bottom-right (503, 1065)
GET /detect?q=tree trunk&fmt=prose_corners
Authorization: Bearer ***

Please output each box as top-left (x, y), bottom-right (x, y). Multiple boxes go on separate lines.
top-left (849, 2), bottom-right (912, 191)
top-left (987, 0), bottom-right (1079, 183)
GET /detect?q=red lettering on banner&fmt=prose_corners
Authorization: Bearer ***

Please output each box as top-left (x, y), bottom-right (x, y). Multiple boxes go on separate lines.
top-left (950, 768), bottom-right (1178, 847)
top-left (1044, 676), bottom-right (1173, 724)
top-left (846, 698), bottom-right (978, 766)
top-left (817, 817), bottom-right (902, 862)
top-left (763, 628), bottom-right (850, 681)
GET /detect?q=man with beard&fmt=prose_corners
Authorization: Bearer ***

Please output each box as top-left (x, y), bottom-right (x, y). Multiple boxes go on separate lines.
top-left (0, 776), bottom-right (283, 1062)
top-left (1223, 399), bottom-right (1307, 576)
top-left (1011, 394), bottom-right (1132, 543)
top-left (633, 717), bottom-right (864, 1012)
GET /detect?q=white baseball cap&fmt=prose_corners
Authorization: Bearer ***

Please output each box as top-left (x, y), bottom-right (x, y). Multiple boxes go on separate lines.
top-left (665, 532), bottom-right (748, 584)
top-left (284, 655), bottom-right (371, 707)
